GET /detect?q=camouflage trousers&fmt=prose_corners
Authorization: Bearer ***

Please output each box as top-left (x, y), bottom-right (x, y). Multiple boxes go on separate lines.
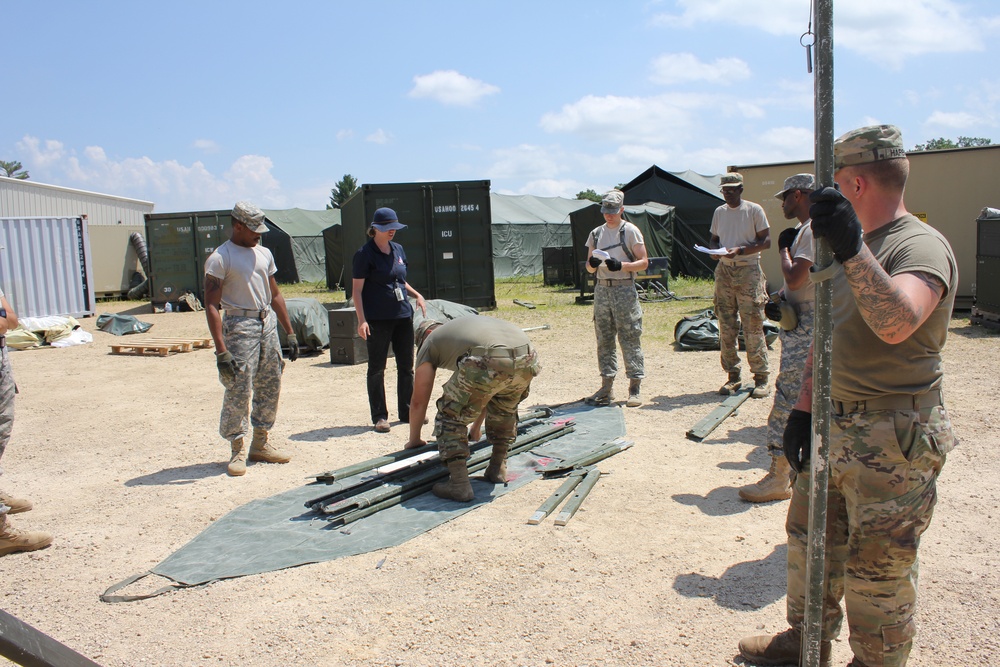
top-left (593, 283), bottom-right (644, 379)
top-left (218, 313), bottom-right (284, 442)
top-left (0, 346), bottom-right (15, 514)
top-left (714, 262), bottom-right (768, 377)
top-left (765, 303), bottom-right (813, 456)
top-left (433, 352), bottom-right (538, 463)
top-left (785, 404), bottom-right (955, 667)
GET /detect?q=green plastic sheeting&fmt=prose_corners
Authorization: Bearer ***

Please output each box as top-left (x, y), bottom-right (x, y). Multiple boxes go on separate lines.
top-left (96, 313), bottom-right (153, 336)
top-left (101, 404), bottom-right (625, 602)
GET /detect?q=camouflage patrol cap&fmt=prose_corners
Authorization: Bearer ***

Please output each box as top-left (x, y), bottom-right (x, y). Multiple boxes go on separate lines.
top-left (232, 201), bottom-right (268, 233)
top-left (774, 173), bottom-right (816, 199)
top-left (720, 173), bottom-right (744, 189)
top-left (415, 318), bottom-right (443, 349)
top-left (834, 124), bottom-right (906, 169)
top-left (600, 189), bottom-right (625, 214)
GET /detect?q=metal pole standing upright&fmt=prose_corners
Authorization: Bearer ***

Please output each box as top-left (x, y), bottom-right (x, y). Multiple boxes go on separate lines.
top-left (804, 0), bottom-right (836, 666)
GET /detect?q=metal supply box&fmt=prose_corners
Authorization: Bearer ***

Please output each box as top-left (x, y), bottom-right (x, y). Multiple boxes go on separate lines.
top-left (144, 210), bottom-right (230, 311)
top-left (341, 180), bottom-right (496, 310)
top-left (329, 337), bottom-right (369, 365)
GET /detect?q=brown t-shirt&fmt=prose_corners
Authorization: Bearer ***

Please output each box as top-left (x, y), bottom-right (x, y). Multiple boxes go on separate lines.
top-left (416, 315), bottom-right (530, 371)
top-left (831, 214), bottom-right (958, 401)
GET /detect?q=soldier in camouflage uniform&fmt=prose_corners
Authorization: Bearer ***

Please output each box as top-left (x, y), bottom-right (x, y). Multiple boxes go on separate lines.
top-left (584, 190), bottom-right (648, 407)
top-left (710, 172), bottom-right (771, 398)
top-left (740, 174), bottom-right (816, 503)
top-left (404, 316), bottom-right (540, 502)
top-left (739, 126), bottom-right (958, 667)
top-left (205, 202), bottom-right (300, 477)
top-left (0, 289), bottom-right (52, 556)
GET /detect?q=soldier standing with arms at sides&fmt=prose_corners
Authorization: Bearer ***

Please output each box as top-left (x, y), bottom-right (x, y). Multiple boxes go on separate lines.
top-left (205, 201), bottom-right (299, 477)
top-left (709, 172), bottom-right (772, 398)
top-left (584, 189), bottom-right (648, 408)
top-left (740, 173), bottom-right (816, 503)
top-left (739, 125), bottom-right (958, 667)
top-left (0, 290), bottom-right (52, 556)
top-left (352, 207), bottom-right (427, 434)
top-left (404, 316), bottom-right (540, 502)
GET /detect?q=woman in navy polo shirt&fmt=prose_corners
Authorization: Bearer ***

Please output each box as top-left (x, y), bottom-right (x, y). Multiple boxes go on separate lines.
top-left (352, 208), bottom-right (427, 433)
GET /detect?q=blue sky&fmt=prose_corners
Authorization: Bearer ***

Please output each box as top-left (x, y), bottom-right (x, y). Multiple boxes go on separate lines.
top-left (3, 0), bottom-right (997, 212)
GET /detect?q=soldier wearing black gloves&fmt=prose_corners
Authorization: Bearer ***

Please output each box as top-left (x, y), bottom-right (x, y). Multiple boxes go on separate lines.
top-left (205, 201), bottom-right (299, 477)
top-left (584, 189), bottom-right (648, 407)
top-left (740, 125), bottom-right (959, 667)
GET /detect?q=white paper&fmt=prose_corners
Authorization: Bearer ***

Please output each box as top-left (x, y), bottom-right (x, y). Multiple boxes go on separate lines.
top-left (694, 244), bottom-right (729, 256)
top-left (591, 249), bottom-right (611, 260)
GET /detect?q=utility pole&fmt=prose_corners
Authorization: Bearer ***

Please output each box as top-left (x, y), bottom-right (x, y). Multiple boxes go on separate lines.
top-left (804, 1), bottom-right (836, 666)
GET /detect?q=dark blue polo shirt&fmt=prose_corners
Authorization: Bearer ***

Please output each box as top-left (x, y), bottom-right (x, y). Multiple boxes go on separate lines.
top-left (352, 239), bottom-right (414, 321)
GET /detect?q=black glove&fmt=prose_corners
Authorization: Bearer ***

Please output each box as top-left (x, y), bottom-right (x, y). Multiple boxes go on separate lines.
top-left (764, 300), bottom-right (783, 322)
top-left (809, 187), bottom-right (864, 263)
top-left (604, 257), bottom-right (623, 272)
top-left (588, 256), bottom-right (602, 268)
top-left (216, 351), bottom-right (238, 383)
top-left (286, 333), bottom-right (300, 362)
top-left (778, 226), bottom-right (800, 251)
top-left (783, 409), bottom-right (812, 474)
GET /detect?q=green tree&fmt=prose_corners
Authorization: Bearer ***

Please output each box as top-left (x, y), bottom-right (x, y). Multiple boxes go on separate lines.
top-left (575, 189), bottom-right (601, 202)
top-left (913, 136), bottom-right (992, 151)
top-left (328, 174), bottom-right (359, 209)
top-left (0, 160), bottom-right (29, 179)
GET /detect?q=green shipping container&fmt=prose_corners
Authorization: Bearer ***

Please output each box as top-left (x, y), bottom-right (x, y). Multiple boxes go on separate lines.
top-left (144, 210), bottom-right (231, 309)
top-left (342, 180), bottom-right (496, 310)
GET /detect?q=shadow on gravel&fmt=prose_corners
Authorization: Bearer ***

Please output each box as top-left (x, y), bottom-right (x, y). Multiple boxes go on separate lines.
top-left (673, 544), bottom-right (788, 610)
top-left (125, 462), bottom-right (221, 486)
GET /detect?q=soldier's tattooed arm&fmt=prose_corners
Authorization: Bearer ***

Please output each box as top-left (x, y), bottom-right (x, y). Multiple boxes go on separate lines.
top-left (842, 245), bottom-right (945, 344)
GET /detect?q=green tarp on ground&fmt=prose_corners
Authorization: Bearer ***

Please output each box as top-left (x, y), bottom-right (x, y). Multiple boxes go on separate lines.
top-left (101, 404), bottom-right (625, 602)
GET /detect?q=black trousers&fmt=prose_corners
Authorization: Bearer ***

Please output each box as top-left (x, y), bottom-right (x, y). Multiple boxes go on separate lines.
top-left (365, 317), bottom-right (415, 423)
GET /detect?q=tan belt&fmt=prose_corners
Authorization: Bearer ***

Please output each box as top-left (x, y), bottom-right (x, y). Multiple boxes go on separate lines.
top-left (467, 344), bottom-right (532, 359)
top-left (225, 307), bottom-right (271, 320)
top-left (832, 389), bottom-right (943, 416)
top-left (464, 345), bottom-right (537, 373)
top-left (597, 278), bottom-right (635, 286)
top-left (719, 258), bottom-right (759, 267)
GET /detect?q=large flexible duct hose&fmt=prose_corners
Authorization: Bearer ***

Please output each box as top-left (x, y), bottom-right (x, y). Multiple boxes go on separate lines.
top-left (129, 232), bottom-right (151, 277)
top-left (127, 277), bottom-right (149, 300)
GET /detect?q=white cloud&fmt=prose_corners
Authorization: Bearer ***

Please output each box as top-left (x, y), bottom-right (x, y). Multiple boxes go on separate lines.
top-left (365, 129), bottom-right (392, 145)
top-left (336, 129), bottom-right (354, 141)
top-left (12, 135), bottom-right (286, 210)
top-left (652, 0), bottom-right (994, 68)
top-left (650, 53), bottom-right (751, 85)
top-left (193, 139), bottom-right (218, 153)
top-left (408, 70), bottom-right (500, 107)
top-left (924, 110), bottom-right (982, 130)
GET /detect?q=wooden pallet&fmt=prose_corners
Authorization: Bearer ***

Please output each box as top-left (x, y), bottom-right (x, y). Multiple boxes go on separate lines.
top-left (109, 337), bottom-right (214, 357)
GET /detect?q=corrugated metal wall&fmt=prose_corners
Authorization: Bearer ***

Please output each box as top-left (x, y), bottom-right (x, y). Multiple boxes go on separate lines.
top-left (0, 217), bottom-right (96, 318)
top-left (0, 176), bottom-right (153, 226)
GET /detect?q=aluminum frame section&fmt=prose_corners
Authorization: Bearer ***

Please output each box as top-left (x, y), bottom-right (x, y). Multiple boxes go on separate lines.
top-left (0, 217), bottom-right (96, 318)
top-left (0, 175), bottom-right (154, 226)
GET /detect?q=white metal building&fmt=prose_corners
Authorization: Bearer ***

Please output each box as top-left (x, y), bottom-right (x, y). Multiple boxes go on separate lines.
top-left (0, 176), bottom-right (155, 297)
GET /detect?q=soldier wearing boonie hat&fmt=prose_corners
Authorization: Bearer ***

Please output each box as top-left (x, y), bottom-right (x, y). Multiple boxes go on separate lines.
top-left (739, 125), bottom-right (959, 667)
top-left (203, 201), bottom-right (300, 477)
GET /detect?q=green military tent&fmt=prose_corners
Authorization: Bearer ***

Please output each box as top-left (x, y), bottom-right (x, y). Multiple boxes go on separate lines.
top-left (261, 208), bottom-right (339, 284)
top-left (620, 166), bottom-right (724, 279)
top-left (489, 193), bottom-right (592, 279)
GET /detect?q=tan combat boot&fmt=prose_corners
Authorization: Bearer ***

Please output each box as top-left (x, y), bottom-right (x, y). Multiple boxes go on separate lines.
top-left (484, 445), bottom-right (509, 484)
top-left (738, 628), bottom-right (831, 667)
top-left (248, 427), bottom-right (291, 464)
top-left (739, 455), bottom-right (793, 502)
top-left (626, 378), bottom-right (642, 407)
top-left (0, 491), bottom-right (32, 514)
top-left (432, 459), bottom-right (474, 502)
top-left (0, 513), bottom-right (52, 557)
top-left (227, 437), bottom-right (247, 477)
top-left (720, 372), bottom-right (742, 395)
top-left (751, 374), bottom-right (771, 399)
top-left (585, 377), bottom-right (615, 406)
